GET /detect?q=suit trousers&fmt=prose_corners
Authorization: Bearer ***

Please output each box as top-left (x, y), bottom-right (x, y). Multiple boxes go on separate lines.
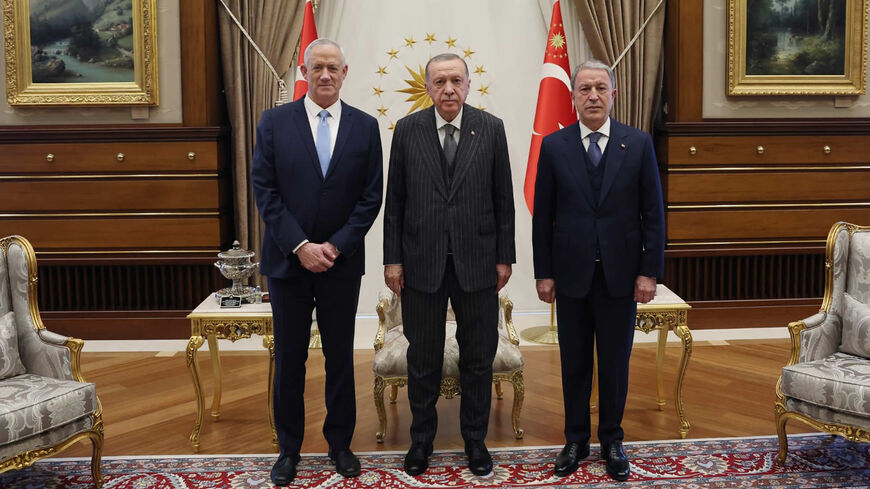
top-left (268, 272), bottom-right (361, 456)
top-left (555, 261), bottom-right (637, 447)
top-left (402, 256), bottom-right (498, 444)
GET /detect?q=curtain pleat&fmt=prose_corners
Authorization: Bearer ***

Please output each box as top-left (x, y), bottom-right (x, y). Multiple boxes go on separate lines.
top-left (573, 0), bottom-right (666, 133)
top-left (218, 0), bottom-right (304, 286)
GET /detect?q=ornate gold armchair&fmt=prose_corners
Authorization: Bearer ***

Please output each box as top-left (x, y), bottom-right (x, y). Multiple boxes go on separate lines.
top-left (372, 288), bottom-right (524, 442)
top-left (0, 236), bottom-right (103, 487)
top-left (775, 222), bottom-right (870, 464)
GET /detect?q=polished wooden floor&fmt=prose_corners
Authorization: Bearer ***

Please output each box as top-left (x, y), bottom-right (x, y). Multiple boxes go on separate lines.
top-left (61, 339), bottom-right (805, 457)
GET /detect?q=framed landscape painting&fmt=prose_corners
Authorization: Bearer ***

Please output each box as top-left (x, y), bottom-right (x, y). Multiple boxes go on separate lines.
top-left (2, 0), bottom-right (158, 106)
top-left (728, 0), bottom-right (868, 96)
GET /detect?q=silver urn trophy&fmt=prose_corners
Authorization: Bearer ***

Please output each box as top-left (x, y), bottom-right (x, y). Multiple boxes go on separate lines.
top-left (214, 240), bottom-right (263, 305)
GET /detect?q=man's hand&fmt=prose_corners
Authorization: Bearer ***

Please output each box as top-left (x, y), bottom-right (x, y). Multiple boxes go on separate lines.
top-left (323, 241), bottom-right (340, 261)
top-left (634, 275), bottom-right (657, 303)
top-left (297, 243), bottom-right (335, 273)
top-left (384, 264), bottom-right (404, 296)
top-left (536, 279), bottom-right (556, 303)
top-left (496, 264), bottom-right (512, 292)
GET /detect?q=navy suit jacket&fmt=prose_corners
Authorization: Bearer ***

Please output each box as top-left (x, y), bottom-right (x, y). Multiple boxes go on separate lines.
top-left (532, 119), bottom-right (664, 298)
top-left (252, 97), bottom-right (383, 279)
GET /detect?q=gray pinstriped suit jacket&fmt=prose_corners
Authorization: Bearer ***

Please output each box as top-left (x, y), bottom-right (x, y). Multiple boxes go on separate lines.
top-left (384, 105), bottom-right (516, 293)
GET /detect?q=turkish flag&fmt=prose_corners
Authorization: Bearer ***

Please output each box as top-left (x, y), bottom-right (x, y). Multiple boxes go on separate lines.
top-left (293, 0), bottom-right (319, 101)
top-left (523, 0), bottom-right (577, 214)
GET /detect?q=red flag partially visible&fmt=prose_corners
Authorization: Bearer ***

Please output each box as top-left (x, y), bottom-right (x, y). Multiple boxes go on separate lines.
top-left (293, 0), bottom-right (319, 101)
top-left (523, 0), bottom-right (577, 215)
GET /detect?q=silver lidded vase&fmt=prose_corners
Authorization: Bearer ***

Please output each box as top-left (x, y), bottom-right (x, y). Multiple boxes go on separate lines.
top-left (214, 240), bottom-right (262, 304)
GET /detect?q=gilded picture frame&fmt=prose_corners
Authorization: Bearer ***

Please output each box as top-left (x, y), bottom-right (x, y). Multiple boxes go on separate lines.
top-left (728, 0), bottom-right (868, 96)
top-left (2, 0), bottom-right (158, 106)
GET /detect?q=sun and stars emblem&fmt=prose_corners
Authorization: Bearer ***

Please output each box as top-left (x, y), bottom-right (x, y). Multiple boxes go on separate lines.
top-left (370, 33), bottom-right (491, 131)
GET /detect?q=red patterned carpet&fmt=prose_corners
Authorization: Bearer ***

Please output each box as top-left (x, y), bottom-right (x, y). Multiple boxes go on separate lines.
top-left (2, 435), bottom-right (869, 488)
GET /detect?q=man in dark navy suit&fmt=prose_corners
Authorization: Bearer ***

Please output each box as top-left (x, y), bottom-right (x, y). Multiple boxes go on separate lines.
top-left (532, 59), bottom-right (665, 482)
top-left (252, 38), bottom-right (382, 486)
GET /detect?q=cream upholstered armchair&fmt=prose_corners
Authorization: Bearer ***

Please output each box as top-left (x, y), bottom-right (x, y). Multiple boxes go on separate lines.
top-left (0, 236), bottom-right (103, 487)
top-left (776, 222), bottom-right (870, 464)
top-left (372, 288), bottom-right (524, 442)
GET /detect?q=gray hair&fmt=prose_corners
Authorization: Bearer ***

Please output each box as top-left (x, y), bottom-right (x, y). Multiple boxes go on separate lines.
top-left (424, 53), bottom-right (469, 82)
top-left (304, 38), bottom-right (347, 68)
top-left (570, 59), bottom-right (615, 91)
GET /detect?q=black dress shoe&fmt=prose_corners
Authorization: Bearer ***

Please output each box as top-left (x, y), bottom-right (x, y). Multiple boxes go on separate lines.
top-left (554, 441), bottom-right (590, 477)
top-left (464, 439), bottom-right (493, 476)
top-left (329, 448), bottom-right (361, 477)
top-left (601, 441), bottom-right (630, 481)
top-left (270, 453), bottom-right (301, 487)
top-left (404, 442), bottom-right (433, 476)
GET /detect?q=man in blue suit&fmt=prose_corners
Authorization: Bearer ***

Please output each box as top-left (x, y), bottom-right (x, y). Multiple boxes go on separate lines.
top-left (532, 60), bottom-right (665, 482)
top-left (252, 38), bottom-right (383, 486)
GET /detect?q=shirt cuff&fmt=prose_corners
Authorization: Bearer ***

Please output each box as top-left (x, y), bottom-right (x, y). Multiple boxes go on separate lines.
top-left (292, 240), bottom-right (309, 254)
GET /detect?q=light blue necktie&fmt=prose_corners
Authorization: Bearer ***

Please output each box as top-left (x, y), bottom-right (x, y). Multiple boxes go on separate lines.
top-left (316, 109), bottom-right (331, 176)
top-left (588, 131), bottom-right (602, 167)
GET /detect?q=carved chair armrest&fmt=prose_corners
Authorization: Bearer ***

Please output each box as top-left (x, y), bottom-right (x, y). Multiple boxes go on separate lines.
top-left (792, 311), bottom-right (841, 364)
top-left (19, 326), bottom-right (80, 381)
top-left (374, 296), bottom-right (390, 352)
top-left (498, 293), bottom-right (519, 346)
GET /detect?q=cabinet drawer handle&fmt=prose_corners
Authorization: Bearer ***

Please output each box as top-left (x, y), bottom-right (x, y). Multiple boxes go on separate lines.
top-left (188, 152), bottom-right (196, 161)
top-left (45, 153), bottom-right (54, 162)
top-left (688, 146), bottom-right (697, 156)
top-left (756, 145), bottom-right (764, 155)
top-left (117, 153), bottom-right (125, 162)
top-left (823, 145), bottom-right (831, 155)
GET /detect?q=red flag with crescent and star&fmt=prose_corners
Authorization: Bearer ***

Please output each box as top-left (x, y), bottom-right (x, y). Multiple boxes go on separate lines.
top-left (523, 0), bottom-right (577, 215)
top-left (293, 0), bottom-right (319, 101)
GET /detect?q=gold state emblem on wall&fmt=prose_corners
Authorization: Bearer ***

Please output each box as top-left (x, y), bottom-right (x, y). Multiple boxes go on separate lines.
top-left (364, 32), bottom-right (492, 131)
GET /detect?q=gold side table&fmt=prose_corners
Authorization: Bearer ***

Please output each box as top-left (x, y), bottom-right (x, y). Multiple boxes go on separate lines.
top-left (590, 284), bottom-right (693, 438)
top-left (185, 297), bottom-right (277, 452)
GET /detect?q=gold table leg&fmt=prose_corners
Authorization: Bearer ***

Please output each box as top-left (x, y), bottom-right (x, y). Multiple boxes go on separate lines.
top-left (186, 335), bottom-right (205, 452)
top-left (673, 316), bottom-right (693, 438)
top-left (207, 334), bottom-right (222, 421)
top-left (655, 324), bottom-right (668, 411)
top-left (264, 334), bottom-right (278, 451)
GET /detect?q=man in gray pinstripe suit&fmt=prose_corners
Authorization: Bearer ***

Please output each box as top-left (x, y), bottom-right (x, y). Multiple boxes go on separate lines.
top-left (383, 53), bottom-right (516, 477)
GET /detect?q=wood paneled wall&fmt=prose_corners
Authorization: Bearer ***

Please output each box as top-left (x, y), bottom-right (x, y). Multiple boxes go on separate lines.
top-left (657, 2), bottom-right (870, 329)
top-left (0, 5), bottom-right (230, 339)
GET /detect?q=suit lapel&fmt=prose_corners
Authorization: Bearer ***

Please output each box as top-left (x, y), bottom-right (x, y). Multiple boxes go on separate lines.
top-left (290, 100), bottom-right (323, 180)
top-left (562, 124), bottom-right (595, 209)
top-left (447, 104), bottom-right (480, 199)
top-left (414, 107), bottom-right (448, 198)
top-left (599, 119), bottom-right (627, 206)
top-left (324, 101), bottom-right (354, 180)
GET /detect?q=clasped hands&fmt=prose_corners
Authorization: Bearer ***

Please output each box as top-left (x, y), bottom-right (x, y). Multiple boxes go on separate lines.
top-left (297, 242), bottom-right (339, 273)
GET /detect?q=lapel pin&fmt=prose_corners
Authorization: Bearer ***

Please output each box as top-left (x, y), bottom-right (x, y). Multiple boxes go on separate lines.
top-left (620, 144), bottom-right (626, 149)
top-left (471, 130), bottom-right (476, 136)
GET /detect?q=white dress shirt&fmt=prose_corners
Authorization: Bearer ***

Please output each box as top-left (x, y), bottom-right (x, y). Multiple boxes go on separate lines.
top-left (293, 96), bottom-right (343, 254)
top-left (435, 106), bottom-right (463, 148)
top-left (579, 117), bottom-right (611, 154)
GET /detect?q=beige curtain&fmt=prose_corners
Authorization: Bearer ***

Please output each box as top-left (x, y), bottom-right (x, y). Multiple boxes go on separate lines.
top-left (573, 0), bottom-right (666, 133)
top-left (218, 1), bottom-right (304, 285)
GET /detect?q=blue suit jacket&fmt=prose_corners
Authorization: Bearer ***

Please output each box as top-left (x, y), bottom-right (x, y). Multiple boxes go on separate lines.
top-left (252, 98), bottom-right (383, 279)
top-left (532, 119), bottom-right (664, 298)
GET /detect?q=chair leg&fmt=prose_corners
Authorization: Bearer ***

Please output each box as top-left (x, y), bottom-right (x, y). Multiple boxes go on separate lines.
top-left (775, 408), bottom-right (788, 465)
top-left (390, 385), bottom-right (398, 404)
top-left (374, 376), bottom-right (387, 443)
top-left (495, 381), bottom-right (503, 400)
top-left (90, 429), bottom-right (105, 488)
top-left (510, 371), bottom-right (525, 439)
